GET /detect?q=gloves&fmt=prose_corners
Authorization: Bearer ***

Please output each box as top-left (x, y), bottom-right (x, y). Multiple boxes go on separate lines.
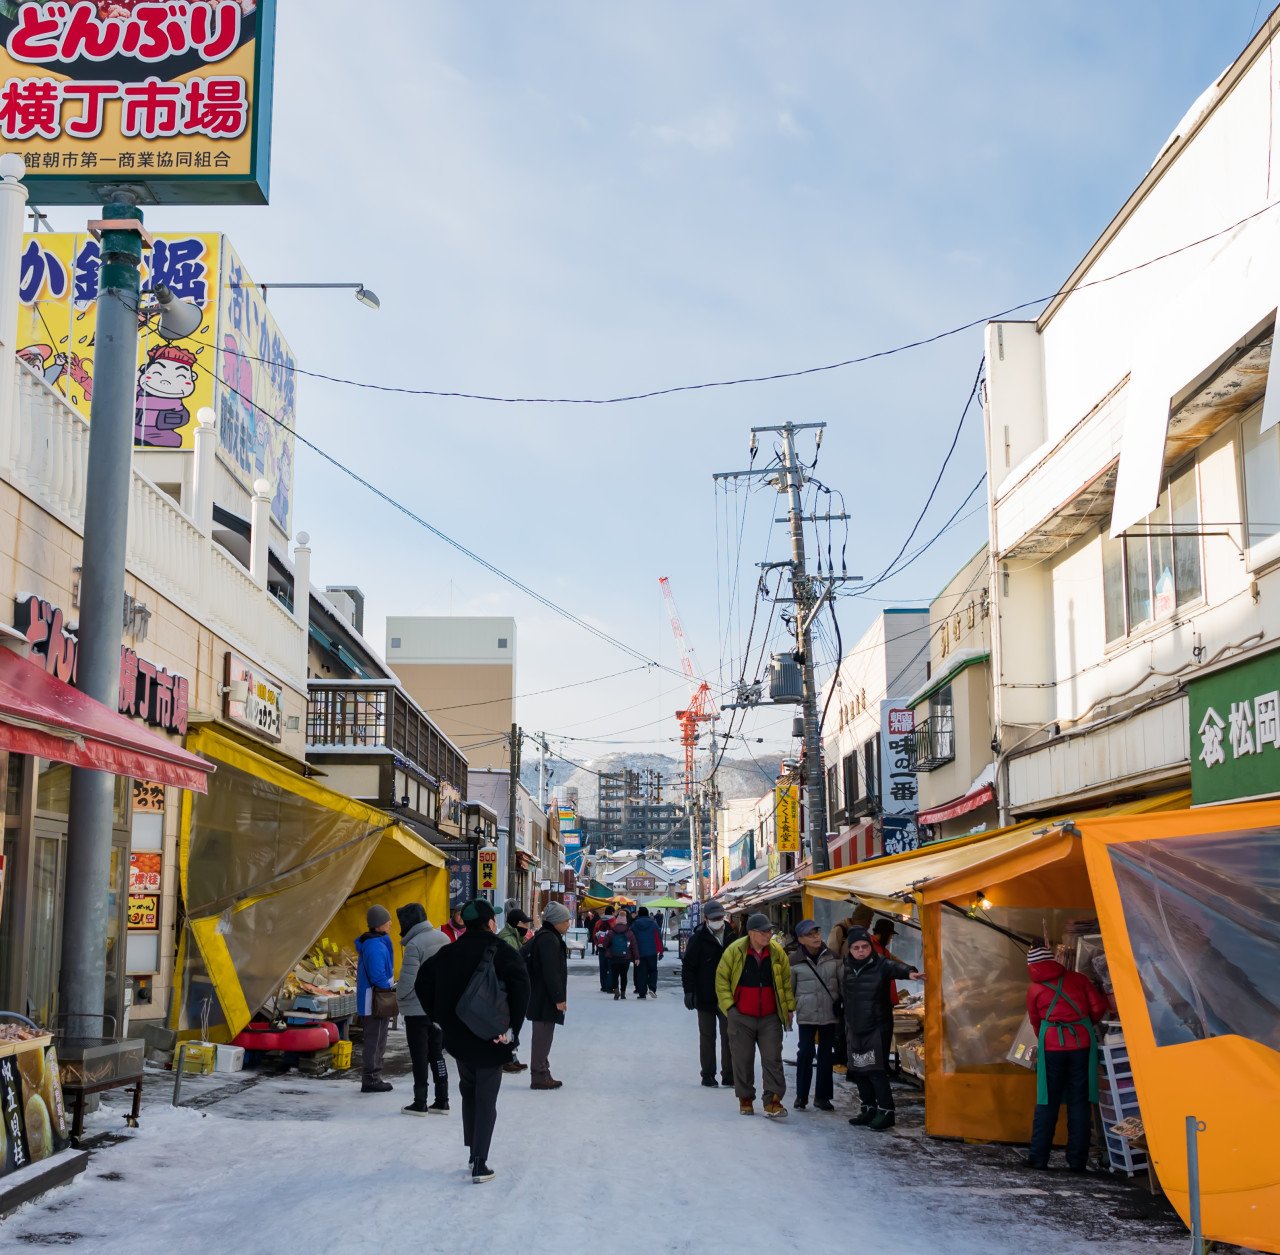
top-left (684, 991), bottom-right (696, 1011)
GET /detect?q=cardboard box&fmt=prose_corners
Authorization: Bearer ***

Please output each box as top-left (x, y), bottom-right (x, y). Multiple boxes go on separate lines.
top-left (174, 1041), bottom-right (216, 1075)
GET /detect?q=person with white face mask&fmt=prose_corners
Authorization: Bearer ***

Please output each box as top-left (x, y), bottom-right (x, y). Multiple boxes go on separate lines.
top-left (682, 901), bottom-right (736, 1087)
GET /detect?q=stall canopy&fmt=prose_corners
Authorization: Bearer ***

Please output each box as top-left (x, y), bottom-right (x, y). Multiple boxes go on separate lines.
top-left (1081, 801), bottom-right (1280, 1254)
top-left (0, 647), bottom-right (212, 792)
top-left (717, 866), bottom-right (768, 901)
top-left (738, 871), bottom-right (801, 909)
top-left (173, 727), bottom-right (444, 1040)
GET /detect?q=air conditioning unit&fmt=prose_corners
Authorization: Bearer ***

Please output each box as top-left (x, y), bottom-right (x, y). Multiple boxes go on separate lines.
top-left (769, 653), bottom-right (803, 704)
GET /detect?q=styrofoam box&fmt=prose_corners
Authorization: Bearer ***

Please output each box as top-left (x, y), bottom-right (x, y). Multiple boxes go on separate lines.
top-left (214, 1044), bottom-right (245, 1073)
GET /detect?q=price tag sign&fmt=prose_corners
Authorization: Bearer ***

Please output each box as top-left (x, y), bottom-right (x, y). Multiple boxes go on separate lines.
top-left (477, 849), bottom-right (498, 892)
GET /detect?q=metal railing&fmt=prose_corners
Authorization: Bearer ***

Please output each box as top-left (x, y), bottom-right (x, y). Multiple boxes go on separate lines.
top-left (910, 713), bottom-right (956, 771)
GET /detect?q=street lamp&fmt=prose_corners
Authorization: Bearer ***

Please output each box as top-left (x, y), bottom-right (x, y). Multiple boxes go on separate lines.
top-left (251, 282), bottom-right (380, 310)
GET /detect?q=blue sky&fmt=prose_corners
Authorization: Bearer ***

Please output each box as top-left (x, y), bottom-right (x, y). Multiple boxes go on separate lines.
top-left (56, 1), bottom-right (1266, 769)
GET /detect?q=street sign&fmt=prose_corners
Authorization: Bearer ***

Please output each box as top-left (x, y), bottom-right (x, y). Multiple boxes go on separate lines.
top-left (477, 848), bottom-right (498, 892)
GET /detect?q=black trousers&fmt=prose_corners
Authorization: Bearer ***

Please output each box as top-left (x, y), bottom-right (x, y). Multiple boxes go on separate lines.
top-left (795, 1023), bottom-right (835, 1103)
top-left (635, 955), bottom-right (658, 996)
top-left (598, 951), bottom-right (611, 990)
top-left (1028, 1047), bottom-right (1093, 1169)
top-left (404, 1014), bottom-right (448, 1107)
top-left (853, 1068), bottom-right (894, 1112)
top-left (697, 1007), bottom-right (732, 1083)
top-left (610, 957), bottom-right (631, 994)
top-left (456, 1058), bottom-right (503, 1165)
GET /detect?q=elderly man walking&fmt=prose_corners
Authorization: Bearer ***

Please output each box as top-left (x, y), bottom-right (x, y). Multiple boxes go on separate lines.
top-left (715, 912), bottom-right (796, 1118)
top-left (527, 902), bottom-right (571, 1090)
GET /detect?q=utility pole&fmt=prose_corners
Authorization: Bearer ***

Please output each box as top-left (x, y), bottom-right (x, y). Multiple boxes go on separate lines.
top-left (715, 422), bottom-right (856, 876)
top-left (689, 788), bottom-right (703, 903)
top-left (506, 723), bottom-right (522, 905)
top-left (537, 732), bottom-right (547, 807)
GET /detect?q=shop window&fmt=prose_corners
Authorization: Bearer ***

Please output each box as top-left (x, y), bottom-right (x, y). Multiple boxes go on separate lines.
top-left (1242, 407), bottom-right (1280, 557)
top-left (1108, 827), bottom-right (1280, 1051)
top-left (1101, 464), bottom-right (1203, 644)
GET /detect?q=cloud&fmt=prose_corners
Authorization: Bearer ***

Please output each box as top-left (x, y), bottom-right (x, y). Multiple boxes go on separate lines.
top-left (643, 106), bottom-right (737, 151)
top-left (775, 109), bottom-right (809, 140)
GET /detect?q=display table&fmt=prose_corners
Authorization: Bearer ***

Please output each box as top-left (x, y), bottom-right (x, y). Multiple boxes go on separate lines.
top-left (57, 1036), bottom-right (145, 1145)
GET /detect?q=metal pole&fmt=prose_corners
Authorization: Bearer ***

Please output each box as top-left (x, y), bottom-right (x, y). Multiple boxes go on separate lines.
top-left (778, 423), bottom-right (830, 873)
top-left (537, 732), bottom-right (547, 807)
top-left (506, 723), bottom-right (521, 905)
top-left (60, 196), bottom-right (144, 1039)
top-left (1186, 1115), bottom-right (1207, 1253)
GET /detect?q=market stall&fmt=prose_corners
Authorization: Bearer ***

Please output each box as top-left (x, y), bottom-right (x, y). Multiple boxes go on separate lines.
top-left (1080, 801), bottom-right (1280, 1255)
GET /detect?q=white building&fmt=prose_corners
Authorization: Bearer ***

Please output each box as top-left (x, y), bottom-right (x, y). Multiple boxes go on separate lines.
top-left (983, 19), bottom-right (1280, 817)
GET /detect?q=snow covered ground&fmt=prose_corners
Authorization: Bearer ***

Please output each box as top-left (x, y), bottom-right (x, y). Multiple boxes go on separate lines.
top-left (6, 961), bottom-right (1192, 1254)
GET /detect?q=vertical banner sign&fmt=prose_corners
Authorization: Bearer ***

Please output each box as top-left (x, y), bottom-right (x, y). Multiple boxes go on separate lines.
top-left (775, 781), bottom-right (800, 854)
top-left (445, 856), bottom-right (474, 907)
top-left (880, 701), bottom-right (919, 856)
top-left (477, 849), bottom-right (498, 893)
top-left (0, 0), bottom-right (278, 205)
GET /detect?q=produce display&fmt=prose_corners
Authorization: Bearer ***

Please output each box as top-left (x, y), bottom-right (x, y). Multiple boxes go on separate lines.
top-left (281, 938), bottom-right (356, 1000)
top-left (0, 1024), bottom-right (47, 1045)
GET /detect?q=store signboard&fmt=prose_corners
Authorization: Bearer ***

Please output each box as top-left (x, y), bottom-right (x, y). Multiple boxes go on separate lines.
top-left (131, 779), bottom-right (164, 812)
top-left (18, 231), bottom-right (298, 531)
top-left (477, 848), bottom-right (498, 892)
top-left (1189, 648), bottom-right (1280, 805)
top-left (445, 856), bottom-right (473, 906)
top-left (223, 651), bottom-right (282, 742)
top-left (775, 780), bottom-right (800, 853)
top-left (879, 701), bottom-right (919, 855)
top-left (623, 874), bottom-right (655, 893)
top-left (127, 851), bottom-right (161, 930)
top-left (0, 0), bottom-right (278, 205)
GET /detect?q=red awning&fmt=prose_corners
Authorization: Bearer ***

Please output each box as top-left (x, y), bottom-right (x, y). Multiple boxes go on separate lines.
top-left (0, 648), bottom-right (213, 793)
top-left (917, 783), bottom-right (996, 826)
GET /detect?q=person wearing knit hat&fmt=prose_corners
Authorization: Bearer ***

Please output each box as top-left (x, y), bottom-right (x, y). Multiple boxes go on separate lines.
top-left (527, 904), bottom-right (572, 1089)
top-left (682, 900), bottom-right (736, 1087)
top-left (842, 925), bottom-right (923, 1131)
top-left (355, 905), bottom-right (396, 1093)
top-left (1025, 942), bottom-right (1108, 1171)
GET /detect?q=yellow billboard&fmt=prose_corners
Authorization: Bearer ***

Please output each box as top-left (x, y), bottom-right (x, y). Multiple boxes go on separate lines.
top-left (0, 1), bottom-right (277, 205)
top-left (18, 229), bottom-right (297, 531)
top-left (776, 781), bottom-right (800, 854)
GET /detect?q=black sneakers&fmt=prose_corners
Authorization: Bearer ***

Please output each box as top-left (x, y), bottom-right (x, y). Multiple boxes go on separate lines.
top-left (402, 1101), bottom-right (429, 1115)
top-left (815, 1099), bottom-right (835, 1112)
top-left (361, 1081), bottom-right (393, 1093)
top-left (427, 1098), bottom-right (450, 1114)
top-left (700, 1078), bottom-right (719, 1088)
top-left (472, 1161), bottom-right (495, 1184)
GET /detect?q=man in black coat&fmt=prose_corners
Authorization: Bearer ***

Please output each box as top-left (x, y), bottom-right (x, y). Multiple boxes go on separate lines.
top-left (527, 902), bottom-right (570, 1090)
top-left (681, 900), bottom-right (735, 1087)
top-left (416, 899), bottom-right (530, 1183)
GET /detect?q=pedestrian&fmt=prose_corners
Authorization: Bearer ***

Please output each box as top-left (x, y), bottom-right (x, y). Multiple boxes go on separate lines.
top-left (790, 919), bottom-right (841, 1112)
top-left (594, 911), bottom-right (614, 991)
top-left (495, 908), bottom-right (532, 1075)
top-left (395, 902), bottom-right (451, 1115)
top-left (527, 902), bottom-right (571, 1090)
top-left (630, 906), bottom-right (664, 999)
top-left (441, 903), bottom-right (466, 942)
top-left (827, 904), bottom-right (874, 960)
top-left (681, 900), bottom-right (735, 1088)
top-left (870, 918), bottom-right (906, 1008)
top-left (715, 912), bottom-right (796, 1118)
top-left (355, 904), bottom-right (396, 1094)
top-left (843, 925), bottom-right (923, 1131)
top-left (415, 899), bottom-right (530, 1184)
top-left (654, 909), bottom-right (665, 937)
top-left (1024, 945), bottom-right (1107, 1171)
top-left (604, 910), bottom-right (639, 999)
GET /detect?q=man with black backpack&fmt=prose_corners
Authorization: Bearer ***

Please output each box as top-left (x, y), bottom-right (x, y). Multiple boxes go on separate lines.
top-left (416, 899), bottom-right (530, 1184)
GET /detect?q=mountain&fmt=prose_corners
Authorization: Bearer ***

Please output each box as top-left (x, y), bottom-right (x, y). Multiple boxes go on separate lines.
top-left (524, 750), bottom-right (777, 816)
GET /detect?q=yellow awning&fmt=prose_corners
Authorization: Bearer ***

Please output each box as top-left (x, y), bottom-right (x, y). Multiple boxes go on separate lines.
top-left (805, 790), bottom-right (1190, 911)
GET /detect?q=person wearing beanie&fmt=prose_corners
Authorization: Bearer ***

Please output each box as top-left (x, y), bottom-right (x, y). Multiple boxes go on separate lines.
top-left (593, 910), bottom-right (615, 991)
top-left (603, 910), bottom-right (639, 1000)
top-left (1025, 943), bottom-right (1108, 1171)
top-left (355, 905), bottom-right (396, 1093)
top-left (715, 913), bottom-right (796, 1118)
top-left (630, 905), bottom-right (665, 1000)
top-left (842, 925), bottom-right (923, 1131)
top-left (682, 900), bottom-right (736, 1087)
top-left (790, 919), bottom-right (841, 1111)
top-left (415, 899), bottom-right (530, 1183)
top-left (395, 903), bottom-right (451, 1115)
top-left (527, 903), bottom-right (571, 1090)
top-left (495, 908), bottom-right (533, 1073)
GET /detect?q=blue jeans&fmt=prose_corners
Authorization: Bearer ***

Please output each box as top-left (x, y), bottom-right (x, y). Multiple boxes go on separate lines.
top-left (635, 955), bottom-right (658, 996)
top-left (795, 1022), bottom-right (835, 1103)
top-left (1028, 1047), bottom-right (1093, 1169)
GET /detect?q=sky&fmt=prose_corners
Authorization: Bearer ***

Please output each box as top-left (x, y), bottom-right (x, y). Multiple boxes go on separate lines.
top-left (34, 1), bottom-right (1268, 775)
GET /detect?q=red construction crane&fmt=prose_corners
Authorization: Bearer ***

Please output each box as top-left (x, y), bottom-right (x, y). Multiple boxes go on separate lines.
top-left (659, 576), bottom-right (719, 798)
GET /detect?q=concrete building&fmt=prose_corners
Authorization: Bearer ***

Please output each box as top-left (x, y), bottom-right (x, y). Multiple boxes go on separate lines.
top-left (983, 18), bottom-right (1280, 818)
top-left (386, 616), bottom-right (516, 770)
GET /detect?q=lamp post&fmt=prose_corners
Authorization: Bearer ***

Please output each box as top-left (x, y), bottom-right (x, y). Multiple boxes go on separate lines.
top-left (58, 192), bottom-right (201, 1039)
top-left (247, 281), bottom-right (381, 310)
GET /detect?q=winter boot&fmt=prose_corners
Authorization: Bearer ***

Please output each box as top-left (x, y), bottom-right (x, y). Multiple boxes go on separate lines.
top-left (613, 989), bottom-right (620, 1000)
top-left (869, 1108), bottom-right (896, 1131)
top-left (815, 1099), bottom-right (835, 1111)
top-left (793, 1097), bottom-right (809, 1110)
top-left (739, 1098), bottom-right (754, 1116)
top-left (427, 1097), bottom-right (450, 1114)
top-left (763, 1093), bottom-right (788, 1119)
top-left (848, 1107), bottom-right (877, 1126)
top-left (700, 1078), bottom-right (719, 1088)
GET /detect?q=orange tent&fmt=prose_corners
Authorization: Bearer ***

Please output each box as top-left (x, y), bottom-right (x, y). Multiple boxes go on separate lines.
top-left (1080, 801), bottom-right (1280, 1255)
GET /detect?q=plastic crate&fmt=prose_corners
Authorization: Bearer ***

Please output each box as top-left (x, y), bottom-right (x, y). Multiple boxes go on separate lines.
top-left (325, 994), bottom-right (355, 1020)
top-left (1099, 1036), bottom-right (1148, 1176)
top-left (330, 1039), bottom-right (352, 1070)
top-left (174, 1041), bottom-right (216, 1075)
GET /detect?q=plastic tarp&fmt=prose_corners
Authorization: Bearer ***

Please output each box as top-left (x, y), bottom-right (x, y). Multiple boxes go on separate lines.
top-left (173, 727), bottom-right (444, 1041)
top-left (1082, 802), bottom-right (1280, 1254)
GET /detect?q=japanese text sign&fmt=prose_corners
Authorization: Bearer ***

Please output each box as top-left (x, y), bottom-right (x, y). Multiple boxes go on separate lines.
top-left (128, 850), bottom-right (160, 929)
top-left (775, 780), bottom-right (800, 853)
top-left (0, 0), bottom-right (277, 205)
top-left (477, 848), bottom-right (498, 893)
top-left (1189, 648), bottom-right (1280, 805)
top-left (223, 650), bottom-right (282, 742)
top-left (879, 701), bottom-right (919, 855)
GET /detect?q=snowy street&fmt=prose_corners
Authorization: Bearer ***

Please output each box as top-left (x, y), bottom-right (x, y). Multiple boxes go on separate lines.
top-left (8, 960), bottom-right (1191, 1254)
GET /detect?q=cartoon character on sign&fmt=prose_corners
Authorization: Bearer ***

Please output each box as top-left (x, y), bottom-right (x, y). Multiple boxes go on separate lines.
top-left (135, 344), bottom-right (197, 447)
top-left (17, 343), bottom-right (68, 387)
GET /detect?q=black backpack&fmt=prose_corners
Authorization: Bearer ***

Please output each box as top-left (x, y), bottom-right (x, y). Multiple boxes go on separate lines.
top-left (609, 928), bottom-right (631, 958)
top-left (456, 943), bottom-right (511, 1040)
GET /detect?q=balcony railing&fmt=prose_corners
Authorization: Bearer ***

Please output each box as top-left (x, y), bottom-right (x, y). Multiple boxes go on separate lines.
top-left (307, 681), bottom-right (467, 795)
top-left (910, 714), bottom-right (956, 771)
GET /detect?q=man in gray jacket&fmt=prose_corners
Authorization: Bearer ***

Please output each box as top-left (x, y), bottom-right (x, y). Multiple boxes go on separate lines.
top-left (396, 903), bottom-right (451, 1114)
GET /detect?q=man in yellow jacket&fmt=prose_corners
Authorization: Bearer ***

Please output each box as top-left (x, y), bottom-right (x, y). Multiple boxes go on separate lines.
top-left (715, 913), bottom-right (796, 1118)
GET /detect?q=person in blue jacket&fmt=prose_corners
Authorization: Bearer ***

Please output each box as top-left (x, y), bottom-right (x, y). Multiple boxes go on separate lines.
top-left (356, 904), bottom-right (396, 1093)
top-left (631, 906), bottom-right (665, 1000)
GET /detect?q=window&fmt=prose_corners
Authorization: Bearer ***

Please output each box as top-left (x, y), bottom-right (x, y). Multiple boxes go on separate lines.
top-left (498, 638), bottom-right (508, 649)
top-left (861, 738), bottom-right (879, 801)
top-left (1242, 408), bottom-right (1280, 555)
top-left (1102, 464), bottom-right (1203, 643)
top-left (389, 637), bottom-right (401, 649)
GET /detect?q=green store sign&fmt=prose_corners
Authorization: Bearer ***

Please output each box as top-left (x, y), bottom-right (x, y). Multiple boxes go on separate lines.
top-left (1188, 648), bottom-right (1280, 805)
